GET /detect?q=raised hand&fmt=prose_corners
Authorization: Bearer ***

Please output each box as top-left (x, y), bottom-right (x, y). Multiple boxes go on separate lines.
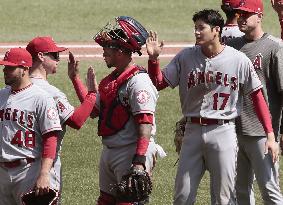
top-left (146, 31), bottom-right (164, 60)
top-left (86, 66), bottom-right (98, 93)
top-left (68, 52), bottom-right (80, 80)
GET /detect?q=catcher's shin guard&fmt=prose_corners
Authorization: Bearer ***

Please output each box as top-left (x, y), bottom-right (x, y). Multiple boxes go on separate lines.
top-left (97, 191), bottom-right (116, 205)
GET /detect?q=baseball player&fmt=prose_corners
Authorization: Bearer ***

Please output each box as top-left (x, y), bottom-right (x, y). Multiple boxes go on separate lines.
top-left (225, 0), bottom-right (283, 204)
top-left (146, 9), bottom-right (277, 204)
top-left (68, 16), bottom-right (165, 205)
top-left (0, 48), bottom-right (62, 204)
top-left (272, 0), bottom-right (283, 40)
top-left (25, 36), bottom-right (98, 201)
top-left (221, 0), bottom-right (244, 43)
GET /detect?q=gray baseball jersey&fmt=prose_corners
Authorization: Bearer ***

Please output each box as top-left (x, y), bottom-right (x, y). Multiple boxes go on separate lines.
top-left (221, 24), bottom-right (244, 44)
top-left (30, 77), bottom-right (74, 152)
top-left (163, 45), bottom-right (262, 120)
top-left (96, 71), bottom-right (163, 197)
top-left (227, 33), bottom-right (283, 204)
top-left (0, 84), bottom-right (61, 160)
top-left (97, 72), bottom-right (158, 148)
top-left (227, 33), bottom-right (283, 137)
top-left (0, 84), bottom-right (62, 204)
top-left (30, 76), bottom-right (75, 198)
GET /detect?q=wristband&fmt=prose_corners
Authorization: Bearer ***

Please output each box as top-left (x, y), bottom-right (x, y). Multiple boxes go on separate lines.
top-left (135, 136), bottom-right (150, 156)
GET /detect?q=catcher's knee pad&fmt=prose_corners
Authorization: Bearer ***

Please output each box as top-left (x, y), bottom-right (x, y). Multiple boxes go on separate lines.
top-left (97, 191), bottom-right (116, 205)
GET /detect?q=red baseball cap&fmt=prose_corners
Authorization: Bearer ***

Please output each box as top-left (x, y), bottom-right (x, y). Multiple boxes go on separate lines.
top-left (222, 0), bottom-right (241, 8)
top-left (0, 48), bottom-right (32, 67)
top-left (235, 0), bottom-right (263, 14)
top-left (26, 36), bottom-right (67, 56)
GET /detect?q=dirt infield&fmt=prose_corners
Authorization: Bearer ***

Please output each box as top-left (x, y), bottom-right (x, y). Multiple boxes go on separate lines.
top-left (0, 42), bottom-right (193, 59)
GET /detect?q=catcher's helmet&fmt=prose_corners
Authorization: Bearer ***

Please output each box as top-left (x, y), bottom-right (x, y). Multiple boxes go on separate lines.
top-left (94, 16), bottom-right (148, 56)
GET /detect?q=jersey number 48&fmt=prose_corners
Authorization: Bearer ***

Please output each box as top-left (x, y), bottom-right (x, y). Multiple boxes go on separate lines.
top-left (11, 130), bottom-right (35, 148)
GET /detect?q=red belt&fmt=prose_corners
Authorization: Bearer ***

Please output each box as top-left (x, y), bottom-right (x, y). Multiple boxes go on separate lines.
top-left (188, 117), bottom-right (230, 125)
top-left (0, 158), bottom-right (35, 168)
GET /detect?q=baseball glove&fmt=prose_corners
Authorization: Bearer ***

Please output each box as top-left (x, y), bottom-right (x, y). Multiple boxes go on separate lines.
top-left (115, 167), bottom-right (152, 203)
top-left (21, 188), bottom-right (58, 205)
top-left (174, 117), bottom-right (186, 154)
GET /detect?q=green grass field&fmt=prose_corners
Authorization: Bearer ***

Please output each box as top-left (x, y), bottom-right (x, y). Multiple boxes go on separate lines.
top-left (0, 0), bottom-right (283, 204)
top-left (0, 0), bottom-right (281, 42)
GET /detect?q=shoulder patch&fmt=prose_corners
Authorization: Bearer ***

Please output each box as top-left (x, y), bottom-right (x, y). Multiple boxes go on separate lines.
top-left (136, 90), bottom-right (151, 104)
top-left (47, 107), bottom-right (58, 120)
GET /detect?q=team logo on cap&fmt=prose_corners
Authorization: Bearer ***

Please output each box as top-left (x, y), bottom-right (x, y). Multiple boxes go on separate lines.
top-left (4, 50), bottom-right (10, 60)
top-left (47, 107), bottom-right (58, 120)
top-left (136, 90), bottom-right (150, 104)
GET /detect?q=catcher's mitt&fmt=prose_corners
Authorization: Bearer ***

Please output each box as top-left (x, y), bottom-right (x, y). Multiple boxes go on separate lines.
top-left (115, 167), bottom-right (152, 203)
top-left (21, 188), bottom-right (58, 205)
top-left (174, 117), bottom-right (186, 154)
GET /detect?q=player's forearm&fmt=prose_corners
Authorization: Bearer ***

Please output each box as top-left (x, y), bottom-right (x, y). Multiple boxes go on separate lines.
top-left (71, 76), bottom-right (88, 102)
top-left (250, 89), bottom-right (274, 134)
top-left (132, 114), bottom-right (153, 167)
top-left (65, 92), bottom-right (97, 129)
top-left (148, 59), bottom-right (168, 90)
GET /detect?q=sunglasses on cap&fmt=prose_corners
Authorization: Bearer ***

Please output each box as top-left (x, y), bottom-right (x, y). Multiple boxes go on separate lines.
top-left (43, 52), bottom-right (60, 61)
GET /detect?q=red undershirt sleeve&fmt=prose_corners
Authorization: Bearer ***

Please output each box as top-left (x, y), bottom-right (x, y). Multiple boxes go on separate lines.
top-left (250, 89), bottom-right (273, 134)
top-left (42, 131), bottom-right (58, 159)
top-left (65, 92), bottom-right (96, 129)
top-left (148, 59), bottom-right (169, 91)
top-left (71, 76), bottom-right (88, 102)
top-left (133, 113), bottom-right (154, 124)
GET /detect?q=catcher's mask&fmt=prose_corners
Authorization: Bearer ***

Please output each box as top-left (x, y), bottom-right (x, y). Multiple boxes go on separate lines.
top-left (94, 16), bottom-right (148, 56)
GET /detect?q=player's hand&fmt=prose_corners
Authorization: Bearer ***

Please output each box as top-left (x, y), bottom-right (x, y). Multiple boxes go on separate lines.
top-left (146, 31), bottom-right (164, 60)
top-left (132, 164), bottom-right (145, 171)
top-left (68, 51), bottom-right (80, 80)
top-left (265, 132), bottom-right (279, 163)
top-left (86, 66), bottom-right (98, 93)
top-left (35, 172), bottom-right (50, 196)
top-left (271, 0), bottom-right (283, 17)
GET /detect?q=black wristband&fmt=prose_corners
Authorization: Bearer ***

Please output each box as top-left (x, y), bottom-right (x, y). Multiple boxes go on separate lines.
top-left (132, 154), bottom-right (146, 166)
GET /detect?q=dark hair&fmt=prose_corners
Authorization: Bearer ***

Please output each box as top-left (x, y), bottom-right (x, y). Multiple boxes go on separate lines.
top-left (221, 5), bottom-right (237, 20)
top-left (192, 9), bottom-right (224, 35)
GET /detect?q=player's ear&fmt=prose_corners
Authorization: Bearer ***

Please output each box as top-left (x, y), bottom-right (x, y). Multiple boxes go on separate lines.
top-left (37, 52), bottom-right (45, 62)
top-left (214, 26), bottom-right (221, 34)
top-left (257, 13), bottom-right (263, 22)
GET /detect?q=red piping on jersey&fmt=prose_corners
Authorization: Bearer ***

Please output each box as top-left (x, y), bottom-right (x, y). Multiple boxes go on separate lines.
top-left (65, 92), bottom-right (96, 129)
top-left (11, 83), bottom-right (33, 94)
top-left (148, 59), bottom-right (169, 90)
top-left (42, 131), bottom-right (58, 159)
top-left (250, 89), bottom-right (273, 134)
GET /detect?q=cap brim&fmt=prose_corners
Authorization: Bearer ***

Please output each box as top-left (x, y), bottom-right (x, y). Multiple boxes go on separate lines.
top-left (50, 47), bottom-right (68, 53)
top-left (235, 7), bottom-right (261, 13)
top-left (0, 60), bottom-right (19, 66)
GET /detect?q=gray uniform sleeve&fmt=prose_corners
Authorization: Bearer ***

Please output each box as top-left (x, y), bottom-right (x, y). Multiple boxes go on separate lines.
top-left (54, 93), bottom-right (74, 124)
top-left (162, 51), bottom-right (183, 88)
top-left (127, 73), bottom-right (158, 115)
top-left (272, 47), bottom-right (283, 92)
top-left (240, 59), bottom-right (262, 94)
top-left (37, 95), bottom-right (62, 135)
